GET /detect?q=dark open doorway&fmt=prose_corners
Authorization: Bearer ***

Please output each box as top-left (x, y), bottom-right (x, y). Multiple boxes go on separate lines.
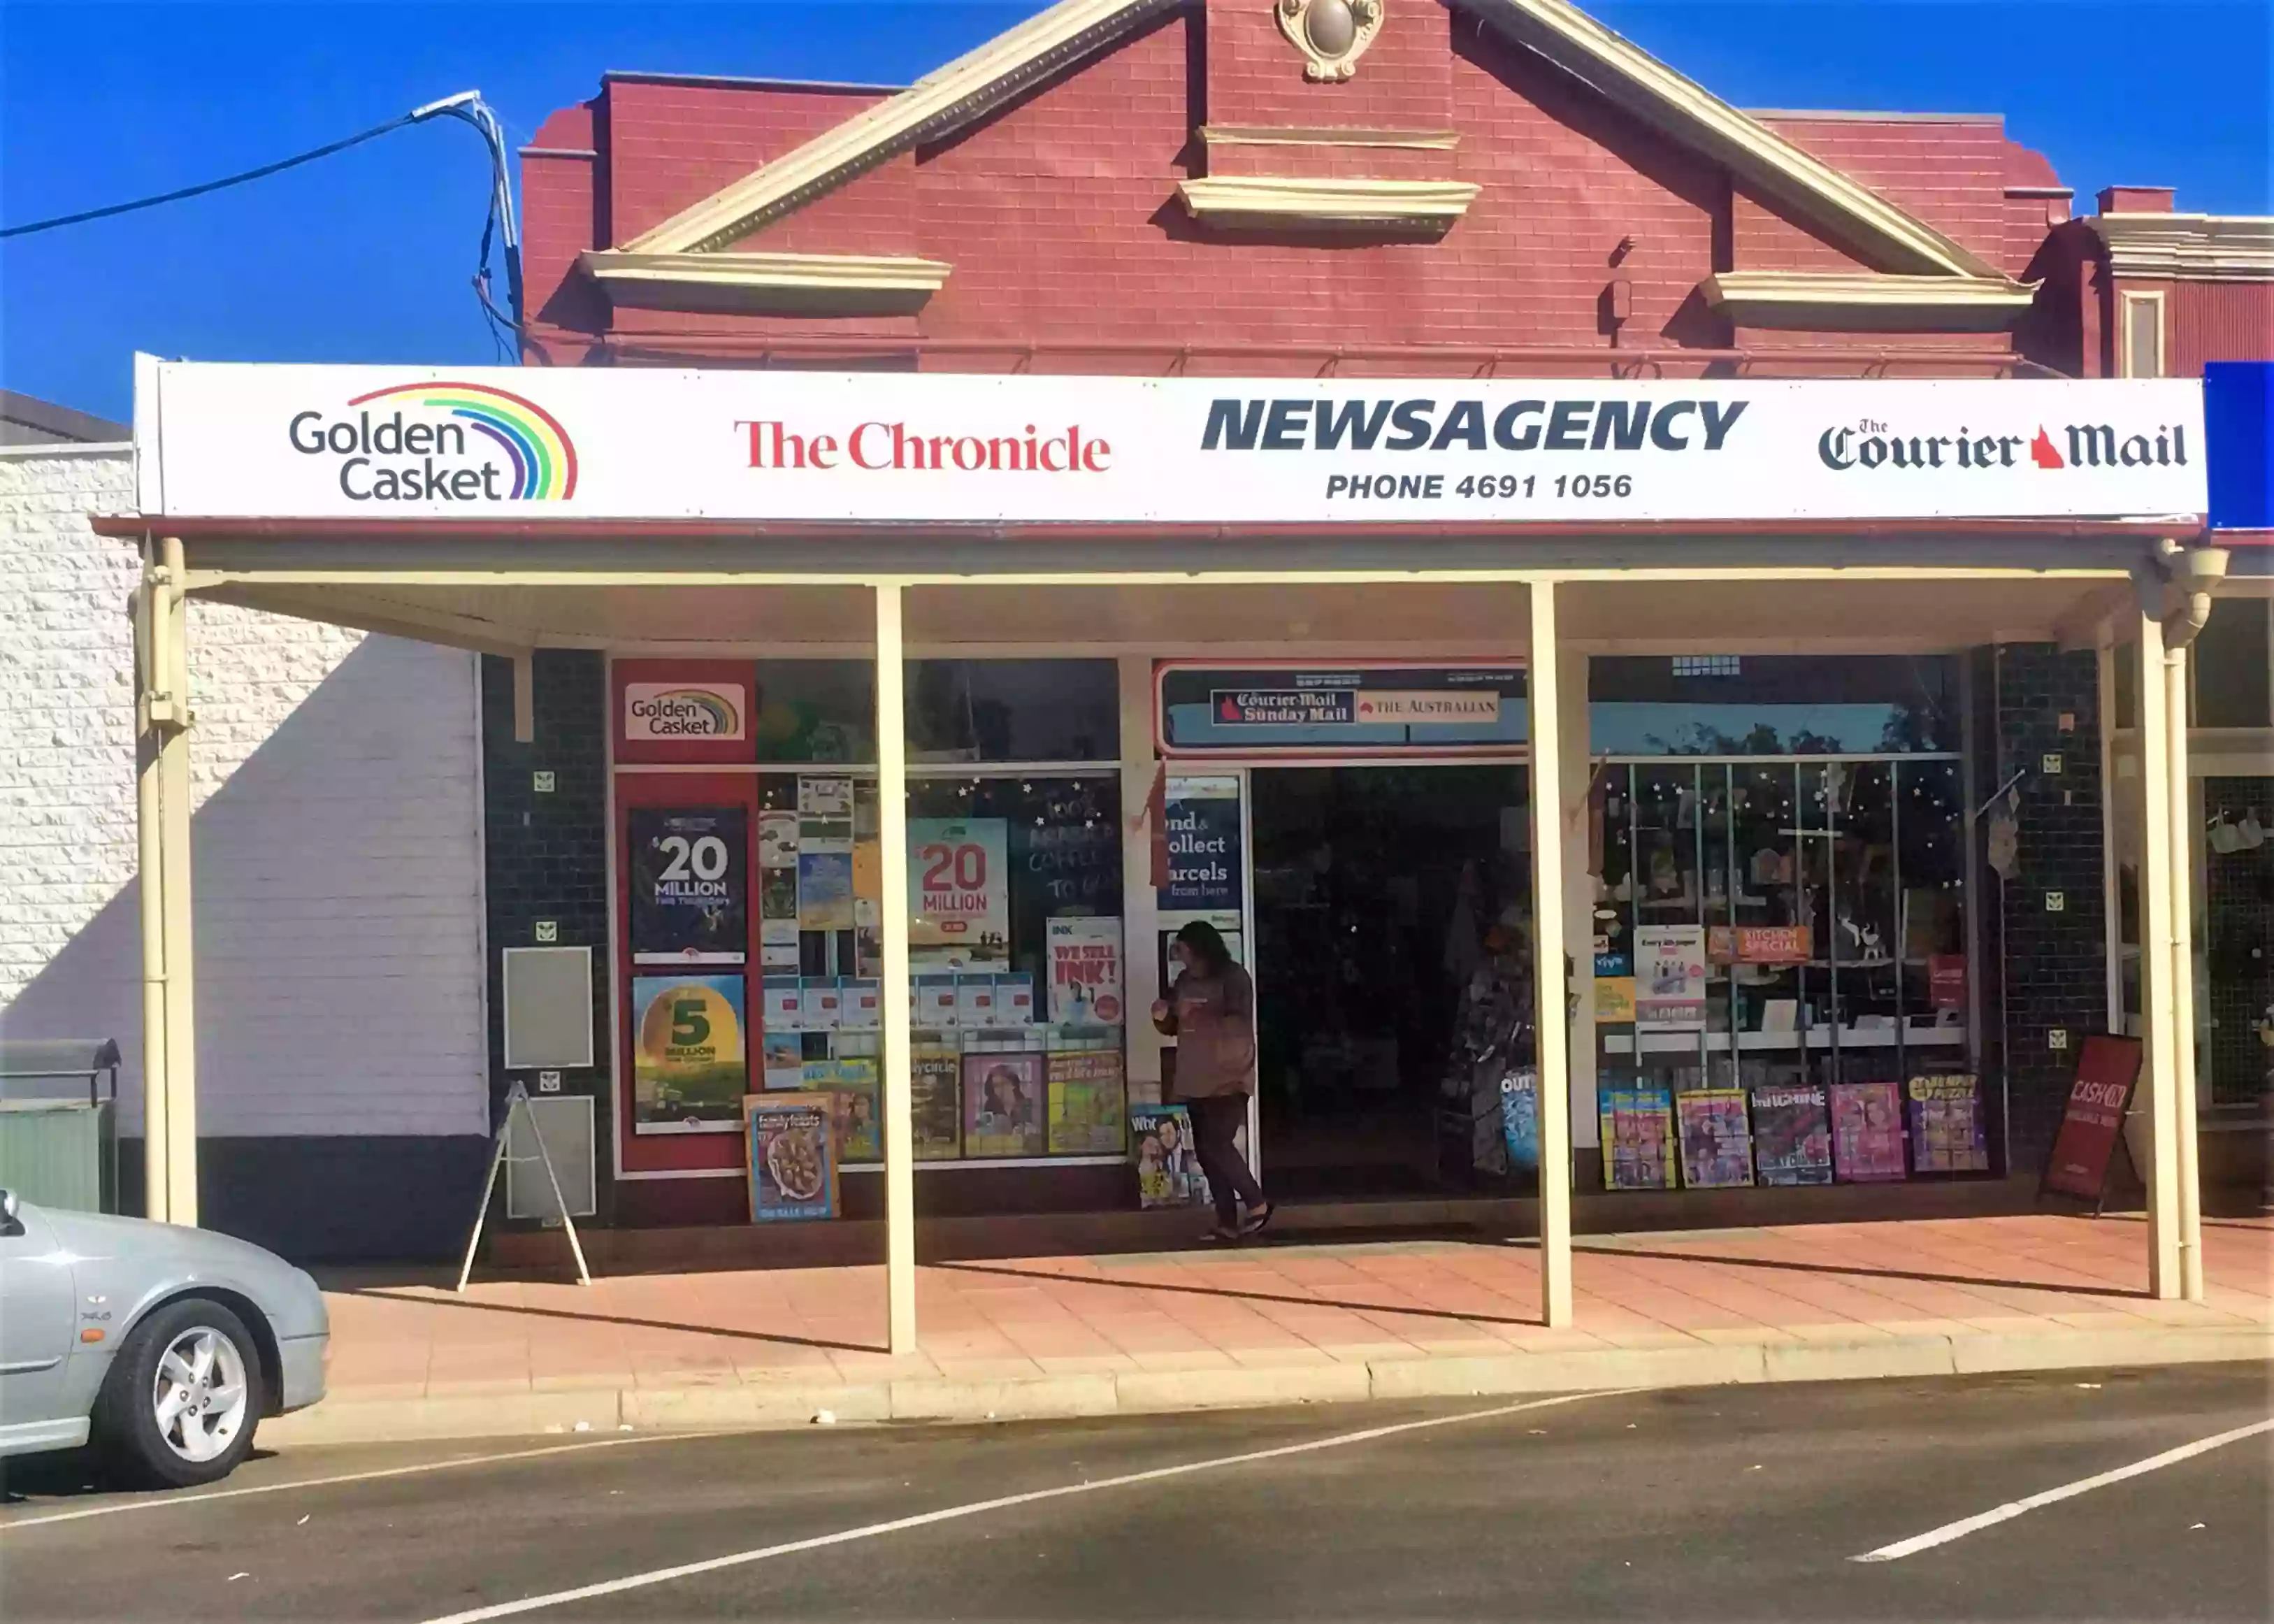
top-left (1251, 765), bottom-right (1532, 1200)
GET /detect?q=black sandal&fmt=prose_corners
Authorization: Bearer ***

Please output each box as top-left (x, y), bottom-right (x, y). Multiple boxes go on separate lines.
top-left (1240, 1200), bottom-right (1276, 1237)
top-left (1200, 1224), bottom-right (1243, 1244)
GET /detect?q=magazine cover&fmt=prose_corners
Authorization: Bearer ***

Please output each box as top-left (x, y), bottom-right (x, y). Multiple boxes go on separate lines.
top-left (1047, 1049), bottom-right (1128, 1154)
top-left (1907, 1074), bottom-right (1989, 1173)
top-left (1047, 917), bottom-right (1126, 1025)
top-left (1675, 1089), bottom-right (1755, 1188)
top-left (962, 1050), bottom-right (1046, 1157)
top-left (1599, 1086), bottom-right (1677, 1190)
top-left (911, 1051), bottom-right (963, 1160)
top-left (744, 1093), bottom-right (836, 1221)
top-left (1750, 1082), bottom-right (1834, 1186)
top-left (1499, 1068), bottom-right (1540, 1173)
top-left (1130, 1103), bottom-right (1211, 1209)
top-left (803, 1057), bottom-right (880, 1164)
top-left (1830, 1079), bottom-right (1908, 1181)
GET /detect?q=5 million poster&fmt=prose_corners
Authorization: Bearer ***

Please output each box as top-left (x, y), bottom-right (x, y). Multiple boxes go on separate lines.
top-left (631, 974), bottom-right (747, 1133)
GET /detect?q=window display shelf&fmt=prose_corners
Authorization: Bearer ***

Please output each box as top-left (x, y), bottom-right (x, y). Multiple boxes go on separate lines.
top-left (1604, 1026), bottom-right (1966, 1055)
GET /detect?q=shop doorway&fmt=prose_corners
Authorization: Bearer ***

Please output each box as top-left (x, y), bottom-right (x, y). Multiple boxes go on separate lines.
top-left (1250, 766), bottom-right (1531, 1199)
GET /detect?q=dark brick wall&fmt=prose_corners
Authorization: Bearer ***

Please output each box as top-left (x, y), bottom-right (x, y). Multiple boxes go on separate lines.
top-left (1989, 644), bottom-right (2108, 1170)
top-left (480, 652), bottom-right (616, 1223)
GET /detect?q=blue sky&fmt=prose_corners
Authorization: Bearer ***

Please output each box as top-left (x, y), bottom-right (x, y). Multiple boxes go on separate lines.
top-left (4, 1), bottom-right (2268, 422)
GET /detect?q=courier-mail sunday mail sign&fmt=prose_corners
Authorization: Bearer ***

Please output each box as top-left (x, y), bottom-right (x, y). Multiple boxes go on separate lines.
top-left (138, 362), bottom-right (2207, 526)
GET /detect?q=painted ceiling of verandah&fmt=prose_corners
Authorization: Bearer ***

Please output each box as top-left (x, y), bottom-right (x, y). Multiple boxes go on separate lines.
top-left (201, 575), bottom-right (2131, 656)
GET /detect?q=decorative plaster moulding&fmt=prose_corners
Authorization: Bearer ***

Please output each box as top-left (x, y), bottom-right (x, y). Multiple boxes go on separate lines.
top-left (580, 249), bottom-right (951, 315)
top-left (1178, 175), bottom-right (1481, 227)
top-left (1701, 271), bottom-right (2038, 332)
top-left (2092, 213), bottom-right (2274, 282)
top-left (1200, 124), bottom-right (1461, 151)
top-left (1276, 0), bottom-right (1385, 80)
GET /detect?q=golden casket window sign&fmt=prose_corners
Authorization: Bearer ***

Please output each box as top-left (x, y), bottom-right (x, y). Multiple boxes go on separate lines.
top-left (1278, 0), bottom-right (1382, 80)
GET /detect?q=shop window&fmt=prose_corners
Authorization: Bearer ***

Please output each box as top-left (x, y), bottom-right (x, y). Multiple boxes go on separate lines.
top-left (908, 660), bottom-right (1118, 763)
top-left (1593, 755), bottom-right (1978, 1190)
top-left (1590, 655), bottom-right (1959, 755)
top-left (2192, 601), bottom-right (2272, 728)
top-left (751, 661), bottom-right (877, 763)
top-left (900, 775), bottom-right (1128, 1162)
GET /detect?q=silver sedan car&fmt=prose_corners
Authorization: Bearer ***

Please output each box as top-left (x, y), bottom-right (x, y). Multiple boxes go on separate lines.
top-left (0, 1188), bottom-right (328, 1487)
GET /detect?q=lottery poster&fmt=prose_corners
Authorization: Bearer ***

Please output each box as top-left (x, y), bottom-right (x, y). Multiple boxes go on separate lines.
top-left (627, 807), bottom-right (747, 963)
top-left (630, 973), bottom-right (747, 1133)
top-left (910, 819), bottom-right (1009, 968)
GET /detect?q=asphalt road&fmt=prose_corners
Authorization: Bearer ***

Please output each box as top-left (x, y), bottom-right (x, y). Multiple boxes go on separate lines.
top-left (1, 1363), bottom-right (2268, 1623)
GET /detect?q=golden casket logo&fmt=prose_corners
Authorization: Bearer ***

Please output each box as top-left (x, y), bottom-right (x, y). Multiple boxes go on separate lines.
top-left (624, 684), bottom-right (746, 741)
top-left (287, 381), bottom-right (579, 501)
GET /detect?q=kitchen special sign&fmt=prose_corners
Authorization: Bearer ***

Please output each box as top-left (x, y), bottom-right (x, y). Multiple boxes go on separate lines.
top-left (136, 358), bottom-right (2208, 525)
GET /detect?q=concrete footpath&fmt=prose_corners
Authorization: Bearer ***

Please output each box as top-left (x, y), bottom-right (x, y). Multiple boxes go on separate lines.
top-left (275, 1212), bottom-right (2274, 1446)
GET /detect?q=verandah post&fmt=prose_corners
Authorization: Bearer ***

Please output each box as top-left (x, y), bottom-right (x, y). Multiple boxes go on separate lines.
top-left (875, 582), bottom-right (919, 1353)
top-left (1528, 578), bottom-right (1574, 1328)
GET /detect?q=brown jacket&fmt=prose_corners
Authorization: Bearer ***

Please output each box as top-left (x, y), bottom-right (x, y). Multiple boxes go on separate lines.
top-left (1156, 963), bottom-right (1256, 1100)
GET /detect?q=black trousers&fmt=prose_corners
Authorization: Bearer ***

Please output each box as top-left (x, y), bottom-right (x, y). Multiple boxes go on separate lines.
top-left (1186, 1093), bottom-right (1263, 1228)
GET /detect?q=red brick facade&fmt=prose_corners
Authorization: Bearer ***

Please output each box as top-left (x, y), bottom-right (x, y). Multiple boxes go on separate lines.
top-left (522, 0), bottom-right (2077, 375)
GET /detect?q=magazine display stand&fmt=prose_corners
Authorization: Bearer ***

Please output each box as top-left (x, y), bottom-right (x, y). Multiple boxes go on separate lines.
top-left (1437, 926), bottom-right (1536, 1186)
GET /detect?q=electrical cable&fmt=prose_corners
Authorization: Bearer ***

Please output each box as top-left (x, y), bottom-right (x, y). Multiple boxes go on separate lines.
top-left (0, 110), bottom-right (422, 240)
top-left (1, 89), bottom-right (526, 332)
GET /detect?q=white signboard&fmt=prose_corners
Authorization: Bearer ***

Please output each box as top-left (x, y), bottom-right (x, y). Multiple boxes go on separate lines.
top-left (139, 360), bottom-right (2206, 526)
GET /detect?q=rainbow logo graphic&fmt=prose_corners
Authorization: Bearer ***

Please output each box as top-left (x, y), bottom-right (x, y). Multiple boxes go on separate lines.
top-left (346, 380), bottom-right (578, 500)
top-left (624, 684), bottom-right (746, 740)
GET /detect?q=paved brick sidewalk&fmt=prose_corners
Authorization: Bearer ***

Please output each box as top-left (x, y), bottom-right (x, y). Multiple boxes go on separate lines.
top-left (282, 1212), bottom-right (2274, 1444)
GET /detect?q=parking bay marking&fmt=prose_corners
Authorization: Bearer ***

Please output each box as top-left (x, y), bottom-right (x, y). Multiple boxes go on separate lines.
top-left (423, 1388), bottom-right (1632, 1623)
top-left (0, 1433), bottom-right (687, 1532)
top-left (1852, 1415), bottom-right (2274, 1563)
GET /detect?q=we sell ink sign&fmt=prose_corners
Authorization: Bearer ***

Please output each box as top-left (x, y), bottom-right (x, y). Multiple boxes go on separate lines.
top-left (1047, 918), bottom-right (1125, 1025)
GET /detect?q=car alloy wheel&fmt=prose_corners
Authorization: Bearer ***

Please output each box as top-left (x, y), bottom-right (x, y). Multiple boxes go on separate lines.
top-left (150, 1325), bottom-right (250, 1465)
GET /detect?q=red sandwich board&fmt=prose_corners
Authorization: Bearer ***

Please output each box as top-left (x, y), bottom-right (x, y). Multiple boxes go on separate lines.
top-left (2040, 1035), bottom-right (2145, 1210)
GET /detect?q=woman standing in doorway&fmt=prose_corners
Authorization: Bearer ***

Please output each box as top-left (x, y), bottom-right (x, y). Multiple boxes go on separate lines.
top-left (1153, 920), bottom-right (1272, 1243)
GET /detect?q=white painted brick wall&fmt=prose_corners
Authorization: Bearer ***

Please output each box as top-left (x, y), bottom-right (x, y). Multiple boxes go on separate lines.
top-left (0, 445), bottom-right (487, 1137)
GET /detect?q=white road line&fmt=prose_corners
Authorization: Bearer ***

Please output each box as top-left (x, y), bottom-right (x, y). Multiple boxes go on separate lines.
top-left (423, 1388), bottom-right (1632, 1624)
top-left (0, 1432), bottom-right (688, 1532)
top-left (1852, 1416), bottom-right (2274, 1563)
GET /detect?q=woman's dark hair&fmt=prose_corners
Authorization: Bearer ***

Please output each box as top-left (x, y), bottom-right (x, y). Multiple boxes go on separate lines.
top-left (1174, 919), bottom-right (1233, 975)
